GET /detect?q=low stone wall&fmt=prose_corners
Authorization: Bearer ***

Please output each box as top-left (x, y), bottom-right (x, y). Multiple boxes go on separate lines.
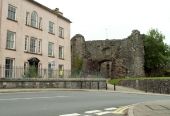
top-left (0, 78), bottom-right (107, 89)
top-left (119, 79), bottom-right (170, 94)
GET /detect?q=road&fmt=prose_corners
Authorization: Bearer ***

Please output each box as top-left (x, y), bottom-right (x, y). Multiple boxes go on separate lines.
top-left (0, 90), bottom-right (170, 116)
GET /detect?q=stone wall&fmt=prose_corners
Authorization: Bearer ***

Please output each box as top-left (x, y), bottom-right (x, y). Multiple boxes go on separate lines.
top-left (71, 30), bottom-right (145, 78)
top-left (0, 78), bottom-right (107, 89)
top-left (119, 79), bottom-right (170, 94)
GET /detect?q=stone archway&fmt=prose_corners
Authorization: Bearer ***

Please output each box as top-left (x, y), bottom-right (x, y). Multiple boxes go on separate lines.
top-left (28, 57), bottom-right (40, 68)
top-left (98, 59), bottom-right (115, 78)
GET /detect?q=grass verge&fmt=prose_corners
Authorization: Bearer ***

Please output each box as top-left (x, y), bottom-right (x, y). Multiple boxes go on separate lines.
top-left (108, 77), bottom-right (170, 85)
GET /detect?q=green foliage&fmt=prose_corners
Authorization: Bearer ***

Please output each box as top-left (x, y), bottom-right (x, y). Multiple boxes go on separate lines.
top-left (23, 66), bottom-right (38, 78)
top-left (73, 56), bottom-right (83, 73)
top-left (144, 29), bottom-right (170, 76)
top-left (72, 56), bottom-right (83, 77)
top-left (109, 77), bottom-right (170, 85)
top-left (75, 56), bottom-right (83, 71)
top-left (108, 79), bottom-right (121, 85)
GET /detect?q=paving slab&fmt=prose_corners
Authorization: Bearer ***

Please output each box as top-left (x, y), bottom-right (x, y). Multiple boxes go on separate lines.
top-left (129, 100), bottom-right (170, 116)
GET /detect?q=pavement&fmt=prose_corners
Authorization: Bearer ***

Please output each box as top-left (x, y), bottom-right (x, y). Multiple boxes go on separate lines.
top-left (108, 84), bottom-right (145, 93)
top-left (108, 84), bottom-right (170, 116)
top-left (0, 84), bottom-right (170, 116)
top-left (129, 100), bottom-right (170, 116)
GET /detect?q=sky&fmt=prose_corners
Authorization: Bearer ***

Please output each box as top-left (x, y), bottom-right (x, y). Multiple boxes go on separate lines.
top-left (35, 0), bottom-right (170, 44)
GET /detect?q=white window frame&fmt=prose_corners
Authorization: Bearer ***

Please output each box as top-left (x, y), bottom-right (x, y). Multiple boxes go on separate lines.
top-left (58, 64), bottom-right (64, 77)
top-left (5, 58), bottom-right (15, 78)
top-left (30, 37), bottom-right (37, 53)
top-left (48, 42), bottom-right (54, 56)
top-left (8, 4), bottom-right (17, 21)
top-left (49, 21), bottom-right (54, 34)
top-left (6, 30), bottom-right (16, 49)
top-left (26, 12), bottom-right (30, 25)
top-left (24, 35), bottom-right (29, 51)
top-left (39, 17), bottom-right (42, 29)
top-left (59, 27), bottom-right (64, 38)
top-left (37, 39), bottom-right (42, 54)
top-left (31, 11), bottom-right (38, 28)
top-left (59, 46), bottom-right (64, 59)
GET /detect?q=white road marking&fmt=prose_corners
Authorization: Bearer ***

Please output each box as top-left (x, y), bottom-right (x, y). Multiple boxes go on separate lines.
top-left (85, 110), bottom-right (101, 114)
top-left (0, 96), bottom-right (68, 101)
top-left (96, 111), bottom-right (112, 115)
top-left (59, 113), bottom-right (80, 116)
top-left (104, 107), bottom-right (117, 111)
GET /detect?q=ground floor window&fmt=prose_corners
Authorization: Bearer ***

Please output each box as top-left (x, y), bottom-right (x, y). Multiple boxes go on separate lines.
top-left (48, 62), bottom-right (53, 78)
top-left (59, 46), bottom-right (64, 59)
top-left (5, 58), bottom-right (14, 78)
top-left (59, 65), bottom-right (64, 77)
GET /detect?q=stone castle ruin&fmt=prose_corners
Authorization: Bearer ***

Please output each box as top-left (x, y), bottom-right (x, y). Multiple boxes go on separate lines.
top-left (71, 30), bottom-right (145, 78)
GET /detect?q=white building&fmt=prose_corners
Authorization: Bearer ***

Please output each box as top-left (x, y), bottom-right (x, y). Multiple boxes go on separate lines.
top-left (0, 0), bottom-right (71, 78)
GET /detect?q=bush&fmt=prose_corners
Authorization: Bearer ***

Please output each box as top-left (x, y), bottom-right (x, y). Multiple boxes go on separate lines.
top-left (23, 66), bottom-right (39, 78)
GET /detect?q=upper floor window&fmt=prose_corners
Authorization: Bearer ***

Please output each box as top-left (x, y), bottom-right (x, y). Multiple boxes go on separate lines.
top-left (39, 17), bottom-right (42, 29)
top-left (31, 11), bottom-right (38, 28)
top-left (26, 11), bottom-right (42, 30)
top-left (59, 27), bottom-right (64, 38)
top-left (6, 30), bottom-right (16, 50)
top-left (59, 46), bottom-right (64, 59)
top-left (30, 37), bottom-right (36, 53)
top-left (37, 39), bottom-right (42, 53)
top-left (24, 36), bottom-right (29, 51)
top-left (8, 4), bottom-right (16, 21)
top-left (48, 42), bottom-right (54, 57)
top-left (26, 12), bottom-right (30, 25)
top-left (49, 21), bottom-right (55, 34)
top-left (25, 36), bottom-right (42, 54)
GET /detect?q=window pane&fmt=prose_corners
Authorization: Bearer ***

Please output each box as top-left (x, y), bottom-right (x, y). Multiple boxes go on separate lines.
top-left (30, 38), bottom-right (36, 53)
top-left (49, 21), bottom-right (54, 33)
top-left (6, 31), bottom-right (15, 49)
top-left (48, 42), bottom-right (54, 56)
top-left (8, 5), bottom-right (16, 20)
top-left (26, 12), bottom-right (30, 25)
top-left (59, 46), bottom-right (64, 59)
top-left (59, 27), bottom-right (64, 38)
top-left (38, 39), bottom-right (42, 53)
top-left (31, 11), bottom-right (38, 27)
top-left (59, 65), bottom-right (64, 77)
top-left (5, 58), bottom-right (14, 78)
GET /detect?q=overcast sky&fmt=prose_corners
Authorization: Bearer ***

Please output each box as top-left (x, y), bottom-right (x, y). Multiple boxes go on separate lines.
top-left (35, 0), bottom-right (170, 44)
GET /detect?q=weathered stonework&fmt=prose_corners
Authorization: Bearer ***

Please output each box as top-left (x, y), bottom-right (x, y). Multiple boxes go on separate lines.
top-left (71, 30), bottom-right (145, 78)
top-left (0, 78), bottom-right (107, 89)
top-left (119, 79), bottom-right (170, 94)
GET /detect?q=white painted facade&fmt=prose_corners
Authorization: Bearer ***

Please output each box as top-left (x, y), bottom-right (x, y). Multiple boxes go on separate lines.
top-left (0, 0), bottom-right (71, 78)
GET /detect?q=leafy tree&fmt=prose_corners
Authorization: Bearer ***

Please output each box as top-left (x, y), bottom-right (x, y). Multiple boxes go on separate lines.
top-left (144, 29), bottom-right (170, 76)
top-left (72, 56), bottom-right (83, 77)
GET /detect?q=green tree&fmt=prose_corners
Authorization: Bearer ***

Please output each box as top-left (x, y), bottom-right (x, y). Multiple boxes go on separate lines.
top-left (72, 56), bottom-right (83, 76)
top-left (144, 29), bottom-right (170, 76)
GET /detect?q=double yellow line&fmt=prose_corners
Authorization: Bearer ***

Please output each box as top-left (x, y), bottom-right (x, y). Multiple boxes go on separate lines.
top-left (112, 105), bottom-right (133, 114)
